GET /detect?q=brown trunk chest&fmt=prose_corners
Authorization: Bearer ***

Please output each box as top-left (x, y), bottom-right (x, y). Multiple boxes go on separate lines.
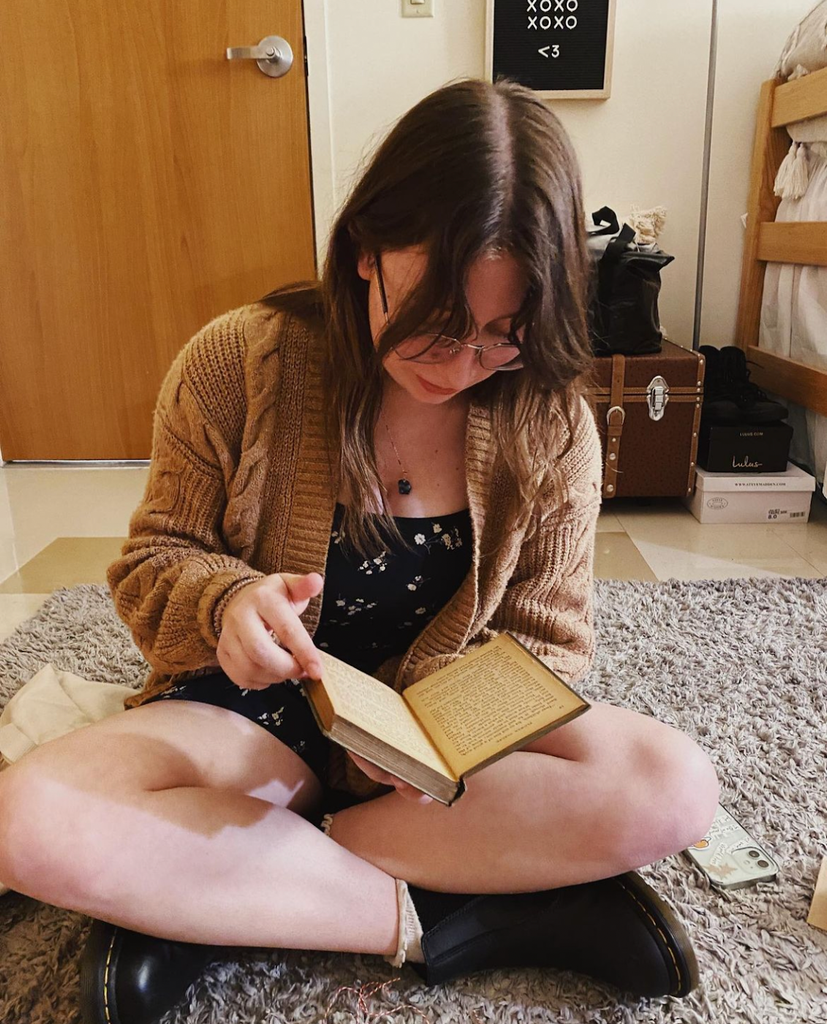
top-left (590, 341), bottom-right (705, 499)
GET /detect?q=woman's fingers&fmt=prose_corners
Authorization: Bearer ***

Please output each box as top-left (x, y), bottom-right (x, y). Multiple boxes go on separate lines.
top-left (280, 571), bottom-right (325, 613)
top-left (348, 752), bottom-right (433, 804)
top-left (218, 646), bottom-right (300, 690)
top-left (236, 613), bottom-right (306, 675)
top-left (348, 752), bottom-right (391, 783)
top-left (216, 616), bottom-right (302, 689)
top-left (256, 587), bottom-right (324, 680)
top-left (277, 571), bottom-right (325, 621)
top-left (270, 614), bottom-right (324, 680)
top-left (217, 572), bottom-right (325, 689)
top-left (396, 784), bottom-right (436, 805)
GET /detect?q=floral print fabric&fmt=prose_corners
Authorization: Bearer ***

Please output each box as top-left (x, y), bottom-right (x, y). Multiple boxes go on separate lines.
top-left (312, 503), bottom-right (473, 675)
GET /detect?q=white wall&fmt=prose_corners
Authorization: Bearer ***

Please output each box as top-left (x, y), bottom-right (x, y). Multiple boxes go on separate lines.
top-left (549, 1), bottom-right (713, 347)
top-left (322, 0), bottom-right (487, 212)
top-left (699, 0), bottom-right (817, 347)
top-left (312, 1), bottom-right (813, 349)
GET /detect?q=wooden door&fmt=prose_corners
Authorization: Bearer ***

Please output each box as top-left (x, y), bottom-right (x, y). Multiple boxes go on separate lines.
top-left (0, 1), bottom-right (315, 459)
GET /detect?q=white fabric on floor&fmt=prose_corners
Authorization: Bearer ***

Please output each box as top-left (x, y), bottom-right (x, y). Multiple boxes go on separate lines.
top-left (0, 662), bottom-right (133, 767)
top-left (0, 663), bottom-right (133, 898)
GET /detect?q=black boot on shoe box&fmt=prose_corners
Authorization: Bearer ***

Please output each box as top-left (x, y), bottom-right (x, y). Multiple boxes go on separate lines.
top-left (698, 345), bottom-right (787, 425)
top-left (697, 346), bottom-right (791, 472)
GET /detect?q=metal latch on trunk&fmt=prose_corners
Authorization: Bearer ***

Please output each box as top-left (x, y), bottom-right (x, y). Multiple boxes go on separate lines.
top-left (647, 375), bottom-right (669, 421)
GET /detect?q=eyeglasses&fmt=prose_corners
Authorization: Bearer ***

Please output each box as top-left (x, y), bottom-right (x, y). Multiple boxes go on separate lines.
top-left (374, 251), bottom-right (524, 372)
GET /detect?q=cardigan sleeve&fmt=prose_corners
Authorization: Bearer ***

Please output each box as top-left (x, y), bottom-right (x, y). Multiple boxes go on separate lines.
top-left (397, 396), bottom-right (603, 688)
top-left (484, 403), bottom-right (602, 685)
top-left (106, 317), bottom-right (267, 675)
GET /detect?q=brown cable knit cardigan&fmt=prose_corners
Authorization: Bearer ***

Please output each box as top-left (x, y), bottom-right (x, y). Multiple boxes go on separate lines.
top-left (107, 301), bottom-right (603, 797)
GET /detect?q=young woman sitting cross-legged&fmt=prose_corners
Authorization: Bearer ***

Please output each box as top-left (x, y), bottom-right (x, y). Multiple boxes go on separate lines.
top-left (0, 78), bottom-right (718, 1024)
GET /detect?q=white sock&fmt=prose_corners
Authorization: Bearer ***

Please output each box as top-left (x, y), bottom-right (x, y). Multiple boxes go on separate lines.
top-left (319, 816), bottom-right (424, 966)
top-left (384, 878), bottom-right (425, 967)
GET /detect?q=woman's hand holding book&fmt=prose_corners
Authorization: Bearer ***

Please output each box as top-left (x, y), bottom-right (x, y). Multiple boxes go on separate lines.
top-left (347, 751), bottom-right (434, 805)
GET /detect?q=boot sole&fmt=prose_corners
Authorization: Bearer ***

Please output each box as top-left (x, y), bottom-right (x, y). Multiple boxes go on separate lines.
top-left (79, 920), bottom-right (122, 1024)
top-left (614, 872), bottom-right (699, 997)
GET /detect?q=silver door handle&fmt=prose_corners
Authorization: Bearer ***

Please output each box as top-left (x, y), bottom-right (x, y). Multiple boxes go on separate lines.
top-left (226, 35), bottom-right (293, 78)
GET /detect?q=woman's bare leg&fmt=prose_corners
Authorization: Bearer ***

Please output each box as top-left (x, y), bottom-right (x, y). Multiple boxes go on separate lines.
top-left (327, 702), bottom-right (719, 893)
top-left (0, 701), bottom-right (399, 954)
top-left (0, 699), bottom-right (717, 955)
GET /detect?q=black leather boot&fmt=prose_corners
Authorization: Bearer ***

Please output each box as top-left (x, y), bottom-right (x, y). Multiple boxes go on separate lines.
top-left (717, 346), bottom-right (787, 423)
top-left (79, 918), bottom-right (221, 1024)
top-left (699, 345), bottom-right (741, 423)
top-left (406, 870), bottom-right (699, 998)
top-left (699, 345), bottom-right (787, 425)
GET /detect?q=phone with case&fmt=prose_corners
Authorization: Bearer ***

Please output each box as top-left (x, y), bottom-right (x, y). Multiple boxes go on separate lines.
top-left (684, 803), bottom-right (779, 889)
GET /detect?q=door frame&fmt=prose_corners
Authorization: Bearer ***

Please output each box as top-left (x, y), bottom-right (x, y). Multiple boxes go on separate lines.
top-left (305, 2), bottom-right (337, 274)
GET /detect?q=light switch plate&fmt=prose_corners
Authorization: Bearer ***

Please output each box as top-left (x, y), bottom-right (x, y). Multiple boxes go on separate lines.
top-left (402, 0), bottom-right (434, 17)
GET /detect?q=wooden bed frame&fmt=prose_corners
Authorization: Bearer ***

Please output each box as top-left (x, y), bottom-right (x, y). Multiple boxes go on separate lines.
top-left (736, 68), bottom-right (827, 418)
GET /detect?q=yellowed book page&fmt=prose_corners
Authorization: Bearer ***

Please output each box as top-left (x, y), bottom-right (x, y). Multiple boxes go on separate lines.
top-left (316, 651), bottom-right (455, 780)
top-left (404, 633), bottom-right (585, 778)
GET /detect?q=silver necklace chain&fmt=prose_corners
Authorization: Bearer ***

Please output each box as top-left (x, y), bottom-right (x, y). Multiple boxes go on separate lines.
top-left (382, 415), bottom-right (412, 495)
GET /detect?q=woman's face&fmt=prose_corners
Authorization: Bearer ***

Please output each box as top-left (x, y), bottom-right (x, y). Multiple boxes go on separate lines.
top-left (356, 245), bottom-right (528, 405)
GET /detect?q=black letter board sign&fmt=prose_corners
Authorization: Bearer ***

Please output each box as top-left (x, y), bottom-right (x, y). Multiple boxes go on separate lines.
top-left (485, 0), bottom-right (616, 99)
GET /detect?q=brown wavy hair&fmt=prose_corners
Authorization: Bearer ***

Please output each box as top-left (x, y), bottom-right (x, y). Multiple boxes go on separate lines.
top-left (259, 76), bottom-right (594, 561)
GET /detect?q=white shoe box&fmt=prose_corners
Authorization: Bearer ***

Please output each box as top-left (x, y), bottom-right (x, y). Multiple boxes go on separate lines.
top-left (684, 463), bottom-right (816, 524)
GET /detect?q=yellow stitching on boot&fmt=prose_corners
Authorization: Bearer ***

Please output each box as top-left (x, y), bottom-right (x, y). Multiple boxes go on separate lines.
top-left (103, 930), bottom-right (117, 1024)
top-left (615, 878), bottom-right (684, 991)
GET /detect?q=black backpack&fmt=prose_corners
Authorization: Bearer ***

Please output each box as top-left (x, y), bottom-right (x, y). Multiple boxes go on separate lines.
top-left (587, 207), bottom-right (674, 356)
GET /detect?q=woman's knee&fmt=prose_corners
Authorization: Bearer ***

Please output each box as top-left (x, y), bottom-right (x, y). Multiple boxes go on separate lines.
top-left (622, 725), bottom-right (719, 866)
top-left (0, 758), bottom-right (119, 903)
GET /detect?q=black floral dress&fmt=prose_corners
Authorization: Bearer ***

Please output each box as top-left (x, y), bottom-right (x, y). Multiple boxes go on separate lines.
top-left (137, 501), bottom-right (474, 796)
top-left (312, 502), bottom-right (473, 675)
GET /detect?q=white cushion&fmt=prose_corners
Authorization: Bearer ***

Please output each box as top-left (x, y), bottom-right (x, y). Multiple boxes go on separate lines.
top-left (776, 2), bottom-right (827, 81)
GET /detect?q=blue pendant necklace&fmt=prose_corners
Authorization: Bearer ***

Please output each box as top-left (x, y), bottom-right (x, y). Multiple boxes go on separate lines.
top-left (382, 416), bottom-right (412, 495)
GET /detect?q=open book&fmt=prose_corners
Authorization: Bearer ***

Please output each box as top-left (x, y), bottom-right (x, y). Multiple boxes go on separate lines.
top-left (301, 632), bottom-right (589, 805)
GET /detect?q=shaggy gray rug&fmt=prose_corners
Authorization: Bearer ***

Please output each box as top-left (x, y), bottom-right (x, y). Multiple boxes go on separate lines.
top-left (1, 580), bottom-right (826, 1024)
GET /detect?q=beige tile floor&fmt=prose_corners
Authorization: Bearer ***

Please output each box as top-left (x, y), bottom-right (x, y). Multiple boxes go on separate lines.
top-left (0, 463), bottom-right (825, 642)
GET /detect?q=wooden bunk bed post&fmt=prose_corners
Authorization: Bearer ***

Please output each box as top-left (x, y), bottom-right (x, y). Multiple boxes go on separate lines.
top-left (735, 80), bottom-right (785, 350)
top-left (735, 71), bottom-right (827, 418)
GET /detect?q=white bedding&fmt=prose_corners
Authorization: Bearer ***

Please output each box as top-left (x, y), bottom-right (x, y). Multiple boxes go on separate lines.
top-left (755, 4), bottom-right (827, 487)
top-left (759, 146), bottom-right (827, 487)
top-left (776, 1), bottom-right (827, 81)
